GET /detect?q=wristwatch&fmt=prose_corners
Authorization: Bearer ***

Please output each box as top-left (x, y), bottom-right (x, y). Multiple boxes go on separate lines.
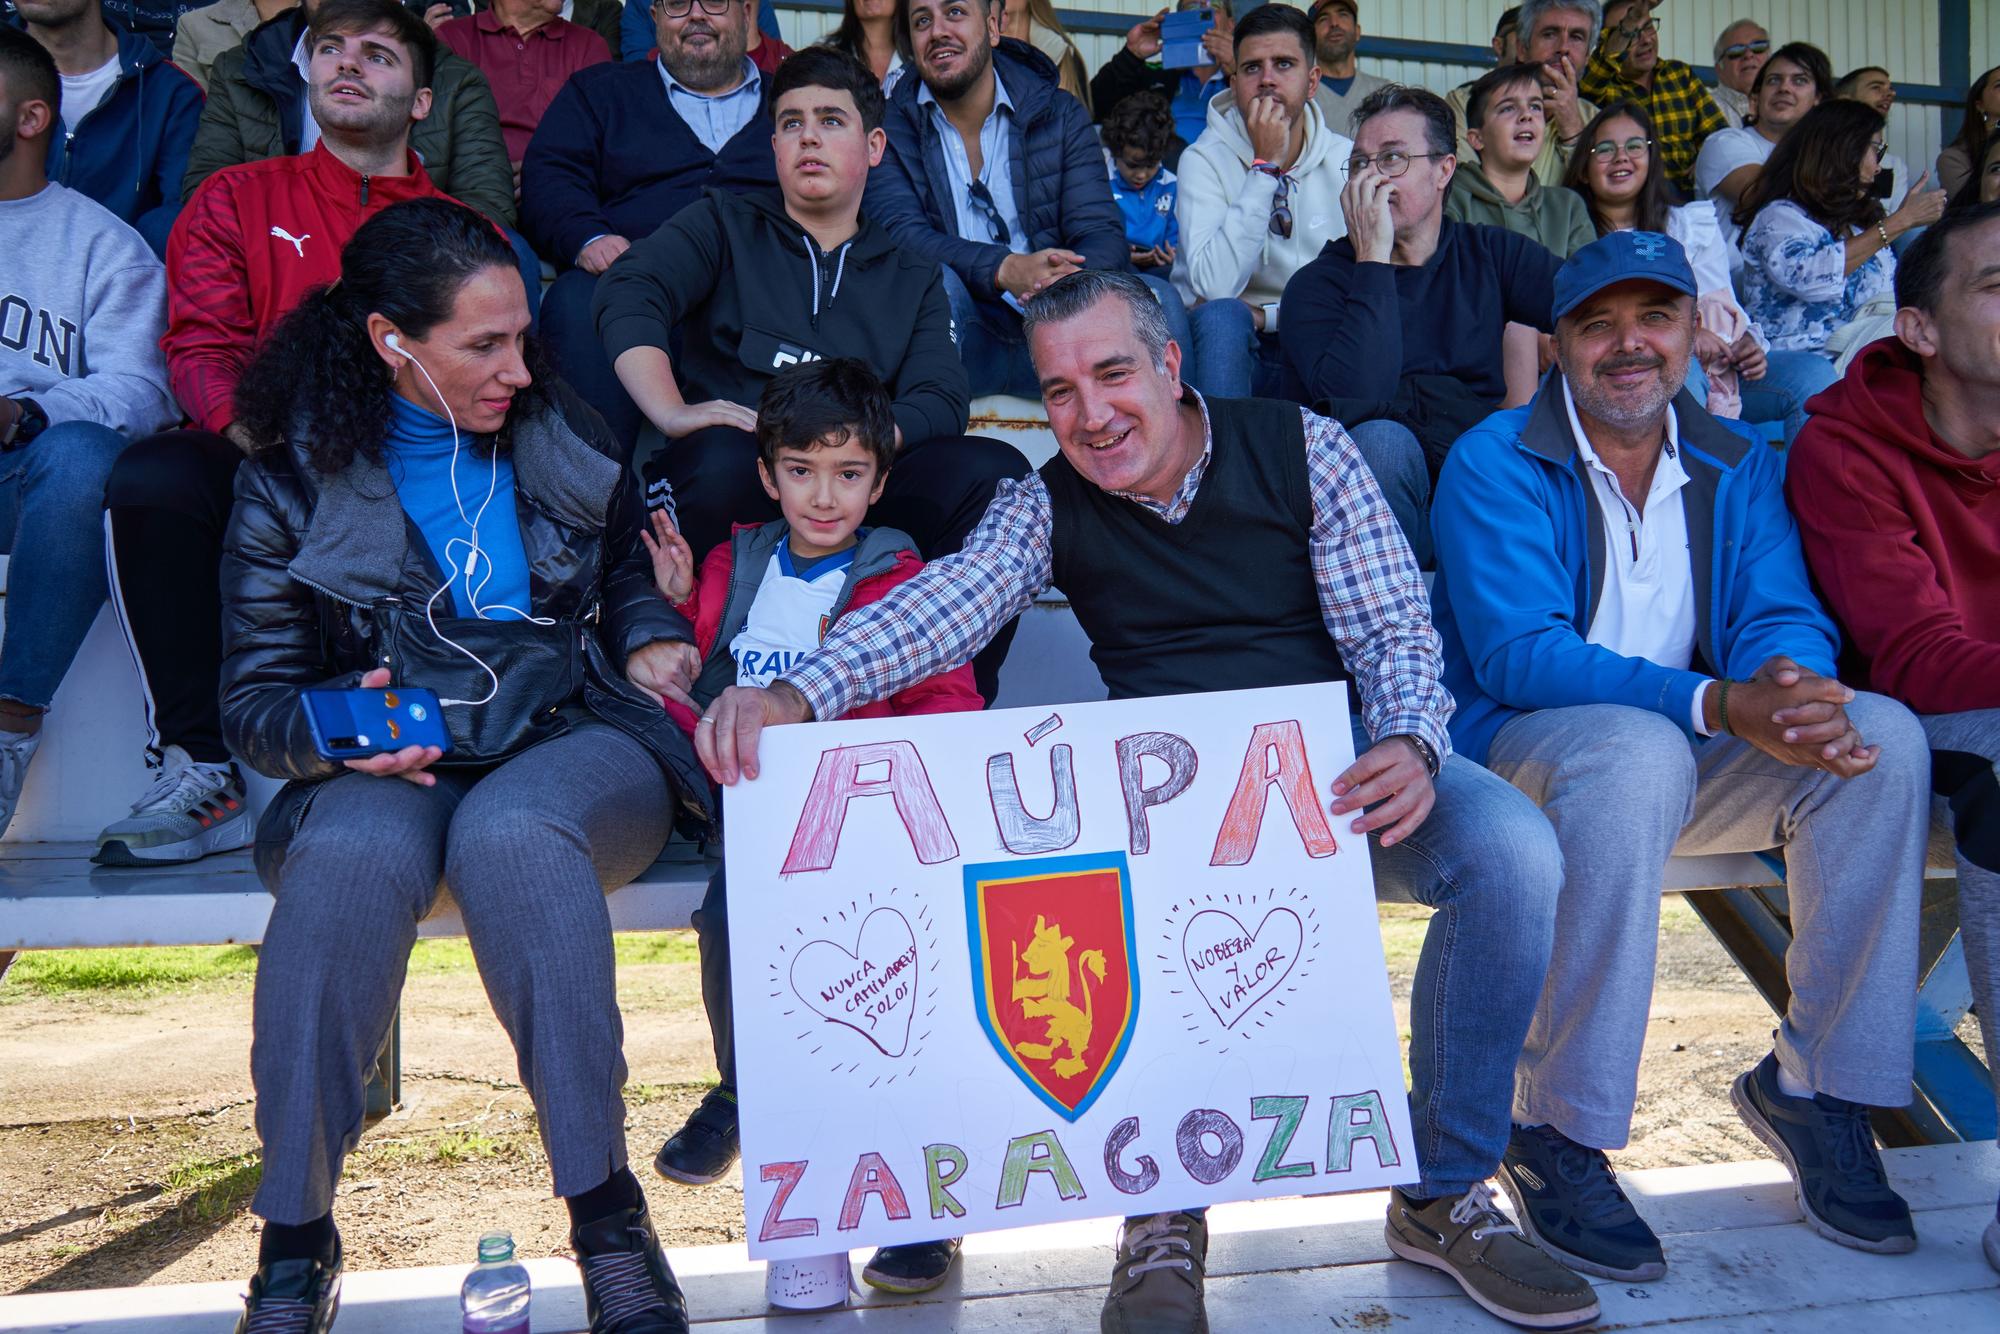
top-left (1396, 733), bottom-right (1441, 778)
top-left (0, 398), bottom-right (48, 451)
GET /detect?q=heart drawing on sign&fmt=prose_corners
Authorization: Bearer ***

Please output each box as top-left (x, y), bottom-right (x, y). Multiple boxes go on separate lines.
top-left (788, 907), bottom-right (921, 1058)
top-left (1181, 908), bottom-right (1304, 1029)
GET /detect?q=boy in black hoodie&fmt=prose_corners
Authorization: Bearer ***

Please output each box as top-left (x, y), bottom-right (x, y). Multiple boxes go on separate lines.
top-left (593, 45), bottom-right (1028, 701)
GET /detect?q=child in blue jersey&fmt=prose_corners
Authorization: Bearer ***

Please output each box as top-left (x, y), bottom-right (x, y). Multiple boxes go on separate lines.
top-left (1104, 91), bottom-right (1180, 272)
top-left (640, 359), bottom-right (979, 1295)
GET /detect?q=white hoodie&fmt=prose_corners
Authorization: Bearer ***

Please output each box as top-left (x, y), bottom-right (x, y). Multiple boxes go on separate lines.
top-left (1173, 90), bottom-right (1354, 311)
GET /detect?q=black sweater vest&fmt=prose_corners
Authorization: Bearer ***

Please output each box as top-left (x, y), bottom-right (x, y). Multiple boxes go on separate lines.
top-left (1042, 397), bottom-right (1351, 701)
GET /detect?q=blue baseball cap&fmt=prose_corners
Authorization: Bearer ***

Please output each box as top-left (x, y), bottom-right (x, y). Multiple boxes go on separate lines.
top-left (1550, 231), bottom-right (1699, 324)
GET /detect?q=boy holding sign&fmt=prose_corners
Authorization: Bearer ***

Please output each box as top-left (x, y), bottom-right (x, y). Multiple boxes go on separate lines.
top-left (641, 358), bottom-right (983, 1296)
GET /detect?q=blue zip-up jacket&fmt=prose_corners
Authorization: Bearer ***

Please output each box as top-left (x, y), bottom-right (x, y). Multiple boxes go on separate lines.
top-left (1430, 374), bottom-right (1840, 766)
top-left (34, 22), bottom-right (203, 258)
top-left (866, 40), bottom-right (1127, 314)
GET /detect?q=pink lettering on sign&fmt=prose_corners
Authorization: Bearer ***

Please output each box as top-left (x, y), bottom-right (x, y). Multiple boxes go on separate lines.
top-left (781, 741), bottom-right (960, 874)
top-left (1210, 720), bottom-right (1337, 866)
top-left (758, 1161), bottom-right (819, 1242)
top-left (837, 1152), bottom-right (913, 1230)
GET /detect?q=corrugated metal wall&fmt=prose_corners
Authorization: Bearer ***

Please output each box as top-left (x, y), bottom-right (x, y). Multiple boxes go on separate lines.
top-left (778, 0), bottom-right (1988, 185)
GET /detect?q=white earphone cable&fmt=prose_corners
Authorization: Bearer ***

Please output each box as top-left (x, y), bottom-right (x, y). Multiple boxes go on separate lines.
top-left (391, 339), bottom-right (553, 709)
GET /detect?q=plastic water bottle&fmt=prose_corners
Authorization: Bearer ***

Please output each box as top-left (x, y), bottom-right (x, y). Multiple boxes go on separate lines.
top-left (461, 1231), bottom-right (531, 1334)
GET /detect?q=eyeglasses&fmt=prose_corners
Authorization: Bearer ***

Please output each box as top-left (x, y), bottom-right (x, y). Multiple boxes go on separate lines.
top-left (967, 179), bottom-right (1010, 246)
top-left (1720, 38), bottom-right (1771, 61)
top-left (657, 0), bottom-right (734, 15)
top-left (1868, 140), bottom-right (1889, 158)
top-left (1268, 173), bottom-right (1294, 239)
top-left (1342, 150), bottom-right (1442, 178)
top-left (1587, 136), bottom-right (1653, 161)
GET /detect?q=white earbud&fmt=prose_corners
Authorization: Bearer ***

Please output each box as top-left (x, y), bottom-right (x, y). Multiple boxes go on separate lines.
top-left (382, 329), bottom-right (552, 710)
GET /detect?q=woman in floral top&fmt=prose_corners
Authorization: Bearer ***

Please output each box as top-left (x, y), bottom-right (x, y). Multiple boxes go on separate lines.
top-left (1735, 100), bottom-right (1944, 357)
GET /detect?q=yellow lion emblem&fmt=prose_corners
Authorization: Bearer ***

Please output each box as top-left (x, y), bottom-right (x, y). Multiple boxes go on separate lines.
top-left (1009, 914), bottom-right (1108, 1079)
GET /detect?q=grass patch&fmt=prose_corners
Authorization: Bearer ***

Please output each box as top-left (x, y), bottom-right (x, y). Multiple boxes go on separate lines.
top-left (1377, 904), bottom-right (1429, 971)
top-left (164, 1150), bottom-right (262, 1222)
top-left (360, 1127), bottom-right (523, 1167)
top-left (405, 930), bottom-right (699, 975)
top-left (2, 945), bottom-right (259, 998)
top-left (6, 930), bottom-right (701, 1000)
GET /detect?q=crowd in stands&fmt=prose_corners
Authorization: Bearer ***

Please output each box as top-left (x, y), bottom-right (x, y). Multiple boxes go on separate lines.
top-left (2, 0), bottom-right (1998, 1331)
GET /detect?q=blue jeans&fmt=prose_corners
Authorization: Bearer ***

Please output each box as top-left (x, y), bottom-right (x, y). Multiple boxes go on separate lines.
top-left (1185, 298), bottom-right (1288, 399)
top-left (1353, 716), bottom-right (1564, 1196)
top-left (1738, 348), bottom-right (1839, 447)
top-left (938, 266), bottom-right (1194, 398)
top-left (0, 420), bottom-right (130, 710)
top-left (1346, 418), bottom-right (1432, 569)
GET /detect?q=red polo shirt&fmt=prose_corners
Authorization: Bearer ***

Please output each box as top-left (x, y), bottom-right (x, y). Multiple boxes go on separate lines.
top-left (438, 11), bottom-right (613, 161)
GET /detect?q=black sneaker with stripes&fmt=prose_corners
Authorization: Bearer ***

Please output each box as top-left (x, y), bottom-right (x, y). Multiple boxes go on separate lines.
top-left (571, 1196), bottom-right (690, 1333)
top-left (234, 1237), bottom-right (341, 1334)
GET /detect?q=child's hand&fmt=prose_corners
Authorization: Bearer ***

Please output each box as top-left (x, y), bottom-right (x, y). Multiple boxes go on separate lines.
top-left (640, 508), bottom-right (696, 604)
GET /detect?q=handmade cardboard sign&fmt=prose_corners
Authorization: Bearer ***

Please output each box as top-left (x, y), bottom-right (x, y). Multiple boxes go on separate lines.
top-left (725, 684), bottom-right (1415, 1260)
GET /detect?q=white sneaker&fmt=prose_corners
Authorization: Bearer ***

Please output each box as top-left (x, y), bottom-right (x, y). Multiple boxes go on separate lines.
top-left (0, 727), bottom-right (43, 841)
top-left (93, 745), bottom-right (253, 866)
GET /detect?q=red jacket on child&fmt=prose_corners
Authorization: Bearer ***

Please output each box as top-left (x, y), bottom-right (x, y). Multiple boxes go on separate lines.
top-left (667, 519), bottom-right (982, 733)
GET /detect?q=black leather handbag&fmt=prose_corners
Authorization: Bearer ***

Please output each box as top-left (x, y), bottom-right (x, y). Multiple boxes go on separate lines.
top-left (377, 597), bottom-right (589, 765)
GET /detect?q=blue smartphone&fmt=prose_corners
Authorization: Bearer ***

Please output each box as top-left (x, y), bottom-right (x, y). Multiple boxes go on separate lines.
top-left (1161, 8), bottom-right (1214, 69)
top-left (302, 685), bottom-right (453, 760)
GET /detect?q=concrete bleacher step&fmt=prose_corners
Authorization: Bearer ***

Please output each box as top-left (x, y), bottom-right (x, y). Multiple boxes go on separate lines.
top-left (3, 1143), bottom-right (1994, 1333)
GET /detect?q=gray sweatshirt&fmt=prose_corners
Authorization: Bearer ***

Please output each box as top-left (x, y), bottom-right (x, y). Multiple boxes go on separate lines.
top-left (0, 184), bottom-right (177, 438)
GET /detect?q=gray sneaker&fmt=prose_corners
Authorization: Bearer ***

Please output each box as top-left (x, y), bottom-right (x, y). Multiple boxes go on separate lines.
top-left (1384, 1183), bottom-right (1600, 1330)
top-left (95, 746), bottom-right (254, 866)
top-left (1101, 1211), bottom-right (1208, 1334)
top-left (0, 727), bottom-right (42, 841)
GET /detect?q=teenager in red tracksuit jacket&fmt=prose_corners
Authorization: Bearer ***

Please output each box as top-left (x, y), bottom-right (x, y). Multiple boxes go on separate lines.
top-left (163, 142), bottom-right (454, 435)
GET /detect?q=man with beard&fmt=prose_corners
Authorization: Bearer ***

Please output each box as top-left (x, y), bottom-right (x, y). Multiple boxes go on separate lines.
top-left (1430, 231), bottom-right (1931, 1281)
top-left (1448, 0), bottom-right (1599, 185)
top-left (1580, 0), bottom-right (1726, 195)
top-left (178, 0), bottom-right (514, 226)
top-left (523, 0), bottom-right (777, 449)
top-left (89, 0), bottom-right (459, 872)
top-left (866, 0), bottom-right (1191, 398)
top-left (1305, 0), bottom-right (1386, 134)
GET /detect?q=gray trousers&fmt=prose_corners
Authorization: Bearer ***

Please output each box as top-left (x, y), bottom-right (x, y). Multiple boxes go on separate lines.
top-left (1919, 708), bottom-right (2000, 1119)
top-left (1487, 696), bottom-right (1930, 1150)
top-left (249, 722), bottom-right (672, 1223)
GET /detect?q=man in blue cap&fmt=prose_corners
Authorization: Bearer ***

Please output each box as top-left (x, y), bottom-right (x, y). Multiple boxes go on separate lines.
top-left (1428, 230), bottom-right (1932, 1280)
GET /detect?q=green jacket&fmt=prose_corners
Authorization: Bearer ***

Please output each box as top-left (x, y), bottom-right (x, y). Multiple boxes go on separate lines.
top-left (180, 9), bottom-right (516, 228)
top-left (1444, 159), bottom-right (1596, 260)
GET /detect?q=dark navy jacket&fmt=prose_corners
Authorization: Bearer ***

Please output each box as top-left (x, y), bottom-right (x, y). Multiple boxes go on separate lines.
top-left (519, 56), bottom-right (777, 268)
top-left (865, 41), bottom-right (1126, 314)
top-left (36, 21), bottom-right (203, 257)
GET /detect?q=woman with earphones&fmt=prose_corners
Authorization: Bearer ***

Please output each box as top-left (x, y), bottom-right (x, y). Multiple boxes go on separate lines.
top-left (219, 197), bottom-right (709, 1334)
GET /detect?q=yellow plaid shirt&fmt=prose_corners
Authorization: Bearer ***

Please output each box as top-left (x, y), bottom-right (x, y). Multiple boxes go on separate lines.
top-left (1581, 46), bottom-right (1728, 195)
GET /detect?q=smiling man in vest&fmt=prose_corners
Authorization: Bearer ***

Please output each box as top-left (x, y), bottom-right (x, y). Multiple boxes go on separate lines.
top-left (682, 269), bottom-right (1602, 1332)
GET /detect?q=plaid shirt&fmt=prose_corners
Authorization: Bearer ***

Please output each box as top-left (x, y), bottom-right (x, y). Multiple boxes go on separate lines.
top-left (1581, 46), bottom-right (1728, 195)
top-left (782, 395), bottom-right (1453, 763)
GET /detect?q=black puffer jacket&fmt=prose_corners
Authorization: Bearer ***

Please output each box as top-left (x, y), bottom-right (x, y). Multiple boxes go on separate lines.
top-left (219, 382), bottom-right (712, 837)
